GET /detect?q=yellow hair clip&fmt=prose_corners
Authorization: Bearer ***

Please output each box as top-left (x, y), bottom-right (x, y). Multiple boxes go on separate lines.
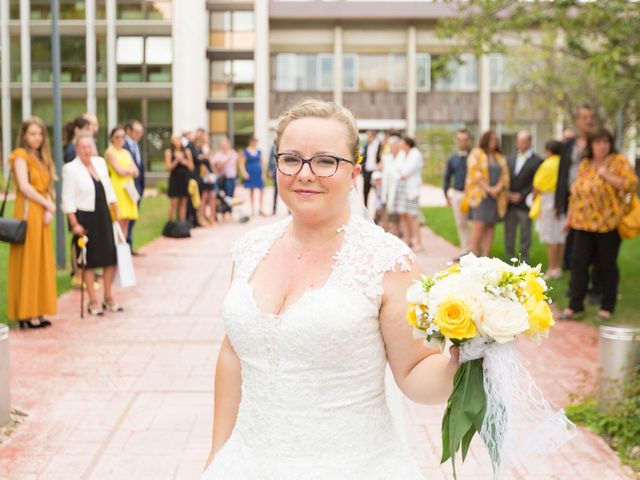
top-left (357, 154), bottom-right (364, 164)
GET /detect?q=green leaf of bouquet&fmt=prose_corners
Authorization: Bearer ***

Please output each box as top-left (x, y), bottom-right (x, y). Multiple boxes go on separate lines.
top-left (441, 405), bottom-right (452, 463)
top-left (441, 359), bottom-right (487, 478)
top-left (461, 423), bottom-right (476, 460)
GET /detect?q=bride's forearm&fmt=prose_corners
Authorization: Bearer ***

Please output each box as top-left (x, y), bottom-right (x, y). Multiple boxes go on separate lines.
top-left (400, 353), bottom-right (457, 405)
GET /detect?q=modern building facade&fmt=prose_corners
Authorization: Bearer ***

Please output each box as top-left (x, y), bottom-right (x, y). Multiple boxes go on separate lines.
top-left (0, 0), bottom-right (200, 174)
top-left (210, 0), bottom-right (557, 163)
top-left (2, 0), bottom-right (556, 177)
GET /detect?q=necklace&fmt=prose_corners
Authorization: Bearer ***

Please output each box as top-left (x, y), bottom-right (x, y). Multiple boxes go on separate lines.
top-left (286, 223), bottom-right (347, 260)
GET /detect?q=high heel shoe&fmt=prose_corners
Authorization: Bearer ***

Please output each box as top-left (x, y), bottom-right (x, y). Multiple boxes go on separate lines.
top-left (102, 299), bottom-right (124, 313)
top-left (88, 303), bottom-right (104, 316)
top-left (18, 319), bottom-right (49, 329)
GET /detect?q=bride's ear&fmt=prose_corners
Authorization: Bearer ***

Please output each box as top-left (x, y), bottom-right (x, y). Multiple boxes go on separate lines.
top-left (352, 164), bottom-right (362, 180)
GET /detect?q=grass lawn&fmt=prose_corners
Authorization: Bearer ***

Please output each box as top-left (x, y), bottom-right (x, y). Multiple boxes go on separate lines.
top-left (422, 206), bottom-right (640, 325)
top-left (1, 194), bottom-right (169, 325)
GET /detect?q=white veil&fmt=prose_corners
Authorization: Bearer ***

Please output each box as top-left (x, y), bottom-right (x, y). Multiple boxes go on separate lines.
top-left (348, 188), bottom-right (372, 221)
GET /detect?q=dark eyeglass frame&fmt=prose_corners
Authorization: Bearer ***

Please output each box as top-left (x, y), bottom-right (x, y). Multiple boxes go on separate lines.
top-left (274, 152), bottom-right (355, 178)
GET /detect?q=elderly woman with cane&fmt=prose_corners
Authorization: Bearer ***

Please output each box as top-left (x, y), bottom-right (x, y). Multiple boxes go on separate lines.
top-left (62, 134), bottom-right (122, 316)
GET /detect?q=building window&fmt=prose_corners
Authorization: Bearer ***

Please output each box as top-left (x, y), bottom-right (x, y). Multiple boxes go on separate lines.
top-left (489, 54), bottom-right (517, 92)
top-left (12, 0), bottom-right (90, 19)
top-left (97, 36), bottom-right (107, 82)
top-left (117, 0), bottom-right (172, 20)
top-left (210, 10), bottom-right (255, 50)
top-left (209, 109), bottom-right (254, 150)
top-left (116, 36), bottom-right (172, 82)
top-left (432, 53), bottom-right (478, 92)
top-left (31, 36), bottom-right (86, 82)
top-left (10, 36), bottom-right (21, 82)
top-left (343, 54), bottom-right (357, 91)
top-left (211, 60), bottom-right (255, 99)
top-left (272, 53), bottom-right (333, 92)
top-left (416, 53), bottom-right (431, 92)
top-left (344, 53), bottom-right (407, 92)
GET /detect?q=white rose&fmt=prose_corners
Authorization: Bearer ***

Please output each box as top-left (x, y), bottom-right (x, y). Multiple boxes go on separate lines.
top-left (406, 282), bottom-right (428, 305)
top-left (477, 298), bottom-right (529, 344)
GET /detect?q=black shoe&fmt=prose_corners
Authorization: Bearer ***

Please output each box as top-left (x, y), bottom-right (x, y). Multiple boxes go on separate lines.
top-left (131, 250), bottom-right (145, 257)
top-left (18, 319), bottom-right (49, 329)
top-left (37, 316), bottom-right (52, 327)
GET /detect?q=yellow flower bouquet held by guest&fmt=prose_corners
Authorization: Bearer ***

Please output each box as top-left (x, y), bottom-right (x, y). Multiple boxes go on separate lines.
top-left (406, 254), bottom-right (576, 479)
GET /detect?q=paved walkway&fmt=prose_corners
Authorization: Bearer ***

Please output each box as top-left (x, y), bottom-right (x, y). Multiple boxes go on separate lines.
top-left (0, 189), bottom-right (632, 479)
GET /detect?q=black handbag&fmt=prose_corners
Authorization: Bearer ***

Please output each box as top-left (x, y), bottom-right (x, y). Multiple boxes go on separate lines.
top-left (0, 169), bottom-right (28, 244)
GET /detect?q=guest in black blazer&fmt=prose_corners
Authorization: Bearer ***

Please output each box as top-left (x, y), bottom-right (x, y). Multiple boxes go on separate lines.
top-left (123, 120), bottom-right (145, 254)
top-left (504, 130), bottom-right (542, 263)
top-left (361, 130), bottom-right (382, 207)
top-left (554, 105), bottom-right (596, 269)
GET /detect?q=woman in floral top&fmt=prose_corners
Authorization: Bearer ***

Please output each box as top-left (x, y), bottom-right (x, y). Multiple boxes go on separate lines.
top-left (464, 130), bottom-right (510, 257)
top-left (562, 128), bottom-right (638, 320)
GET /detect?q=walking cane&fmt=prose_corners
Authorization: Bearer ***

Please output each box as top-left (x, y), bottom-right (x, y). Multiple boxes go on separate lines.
top-left (77, 235), bottom-right (88, 318)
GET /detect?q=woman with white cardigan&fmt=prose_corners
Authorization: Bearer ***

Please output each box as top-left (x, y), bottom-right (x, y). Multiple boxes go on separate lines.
top-left (396, 137), bottom-right (424, 252)
top-left (62, 134), bottom-right (122, 316)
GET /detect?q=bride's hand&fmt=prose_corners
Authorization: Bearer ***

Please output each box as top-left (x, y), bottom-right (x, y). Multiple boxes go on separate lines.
top-left (447, 345), bottom-right (460, 373)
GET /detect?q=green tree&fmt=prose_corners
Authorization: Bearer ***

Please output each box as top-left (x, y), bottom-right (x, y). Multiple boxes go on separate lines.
top-left (437, 0), bottom-right (640, 132)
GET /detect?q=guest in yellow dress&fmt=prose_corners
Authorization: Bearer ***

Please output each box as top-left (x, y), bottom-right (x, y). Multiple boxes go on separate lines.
top-left (7, 117), bottom-right (57, 329)
top-left (105, 126), bottom-right (139, 238)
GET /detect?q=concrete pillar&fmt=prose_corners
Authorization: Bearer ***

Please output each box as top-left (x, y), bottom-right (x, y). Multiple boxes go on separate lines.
top-left (406, 26), bottom-right (417, 137)
top-left (254, 0), bottom-right (270, 155)
top-left (554, 109), bottom-right (564, 140)
top-left (20, 0), bottom-right (31, 118)
top-left (333, 26), bottom-right (343, 106)
top-left (172, 0), bottom-right (207, 133)
top-left (106, 0), bottom-right (117, 129)
top-left (478, 54), bottom-right (490, 133)
top-left (85, 0), bottom-right (97, 114)
top-left (1, 0), bottom-right (11, 175)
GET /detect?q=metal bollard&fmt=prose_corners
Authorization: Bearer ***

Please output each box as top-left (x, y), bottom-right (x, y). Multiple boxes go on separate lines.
top-left (0, 324), bottom-right (9, 426)
top-left (599, 324), bottom-right (640, 411)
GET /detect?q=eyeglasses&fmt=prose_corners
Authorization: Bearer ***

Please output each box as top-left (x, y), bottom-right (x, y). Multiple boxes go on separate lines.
top-left (275, 152), bottom-right (354, 178)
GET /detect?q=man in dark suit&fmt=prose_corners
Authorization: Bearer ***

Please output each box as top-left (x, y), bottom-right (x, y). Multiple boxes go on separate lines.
top-left (555, 105), bottom-right (595, 264)
top-left (361, 130), bottom-right (382, 206)
top-left (123, 120), bottom-right (145, 254)
top-left (504, 130), bottom-right (542, 263)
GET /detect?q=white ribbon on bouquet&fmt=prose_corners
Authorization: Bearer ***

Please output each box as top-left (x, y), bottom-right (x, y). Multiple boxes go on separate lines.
top-left (460, 337), bottom-right (577, 478)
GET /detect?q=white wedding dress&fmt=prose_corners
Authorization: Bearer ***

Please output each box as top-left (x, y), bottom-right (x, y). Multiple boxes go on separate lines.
top-left (202, 214), bottom-right (424, 480)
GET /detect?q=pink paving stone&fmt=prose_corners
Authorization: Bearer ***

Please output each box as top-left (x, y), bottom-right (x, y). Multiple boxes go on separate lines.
top-left (0, 202), bottom-right (634, 479)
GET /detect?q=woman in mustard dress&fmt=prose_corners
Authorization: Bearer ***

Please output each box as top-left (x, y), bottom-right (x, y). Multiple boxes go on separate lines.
top-left (105, 126), bottom-right (139, 239)
top-left (7, 117), bottom-right (57, 329)
top-left (463, 130), bottom-right (510, 257)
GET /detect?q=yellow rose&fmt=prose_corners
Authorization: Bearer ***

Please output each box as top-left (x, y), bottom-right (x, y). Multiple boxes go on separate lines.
top-left (433, 297), bottom-right (476, 340)
top-left (522, 272), bottom-right (546, 301)
top-left (77, 236), bottom-right (88, 248)
top-left (524, 297), bottom-right (554, 335)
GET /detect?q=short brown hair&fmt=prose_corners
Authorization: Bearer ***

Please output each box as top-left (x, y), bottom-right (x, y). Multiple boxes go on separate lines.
top-left (585, 128), bottom-right (617, 159)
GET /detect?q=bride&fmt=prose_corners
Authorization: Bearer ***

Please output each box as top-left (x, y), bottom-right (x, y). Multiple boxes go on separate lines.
top-left (202, 99), bottom-right (458, 479)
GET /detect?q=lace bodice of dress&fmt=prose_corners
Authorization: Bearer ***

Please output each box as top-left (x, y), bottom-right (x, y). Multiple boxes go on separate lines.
top-left (205, 215), bottom-right (422, 479)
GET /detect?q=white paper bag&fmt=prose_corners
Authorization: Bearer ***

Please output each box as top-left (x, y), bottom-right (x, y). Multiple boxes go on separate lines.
top-left (113, 222), bottom-right (136, 288)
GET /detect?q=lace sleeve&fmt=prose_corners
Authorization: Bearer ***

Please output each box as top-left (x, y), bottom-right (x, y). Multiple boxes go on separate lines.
top-left (336, 217), bottom-right (415, 303)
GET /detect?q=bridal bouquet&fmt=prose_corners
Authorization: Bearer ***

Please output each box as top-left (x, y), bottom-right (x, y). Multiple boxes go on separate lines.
top-left (406, 254), bottom-right (575, 479)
